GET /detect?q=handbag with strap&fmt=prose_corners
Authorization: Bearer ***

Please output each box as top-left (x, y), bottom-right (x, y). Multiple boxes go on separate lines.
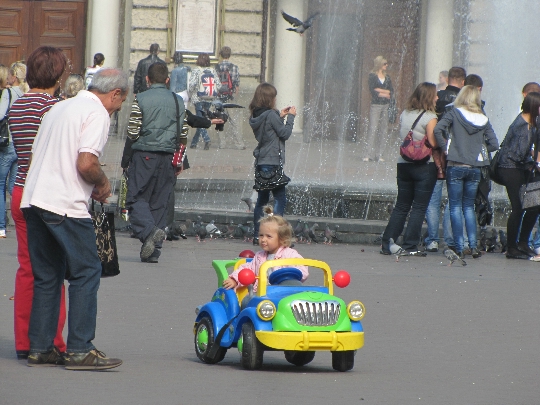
top-left (399, 110), bottom-right (433, 164)
top-left (171, 93), bottom-right (188, 169)
top-left (519, 132), bottom-right (540, 210)
top-left (0, 88), bottom-right (12, 148)
top-left (91, 200), bottom-right (120, 278)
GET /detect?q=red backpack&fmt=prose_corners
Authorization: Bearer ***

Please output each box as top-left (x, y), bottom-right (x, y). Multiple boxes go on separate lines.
top-left (399, 111), bottom-right (433, 164)
top-left (218, 67), bottom-right (234, 100)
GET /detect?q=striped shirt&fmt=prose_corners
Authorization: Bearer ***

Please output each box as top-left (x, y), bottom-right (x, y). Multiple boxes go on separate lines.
top-left (8, 93), bottom-right (58, 187)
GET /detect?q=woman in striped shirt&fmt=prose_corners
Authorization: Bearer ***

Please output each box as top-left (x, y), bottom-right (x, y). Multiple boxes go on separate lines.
top-left (8, 46), bottom-right (68, 360)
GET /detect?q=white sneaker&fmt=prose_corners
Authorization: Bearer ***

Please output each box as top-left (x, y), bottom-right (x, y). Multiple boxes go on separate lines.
top-left (0, 230), bottom-right (6, 238)
top-left (426, 241), bottom-right (438, 252)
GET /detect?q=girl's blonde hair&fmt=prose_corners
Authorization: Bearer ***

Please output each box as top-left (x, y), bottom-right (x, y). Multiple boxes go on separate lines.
top-left (372, 55), bottom-right (387, 73)
top-left (454, 85), bottom-right (484, 114)
top-left (9, 62), bottom-right (29, 93)
top-left (259, 205), bottom-right (293, 247)
top-left (0, 65), bottom-right (8, 89)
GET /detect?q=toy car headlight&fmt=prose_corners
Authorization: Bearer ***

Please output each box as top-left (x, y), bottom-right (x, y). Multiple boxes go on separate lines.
top-left (347, 301), bottom-right (365, 321)
top-left (257, 300), bottom-right (276, 320)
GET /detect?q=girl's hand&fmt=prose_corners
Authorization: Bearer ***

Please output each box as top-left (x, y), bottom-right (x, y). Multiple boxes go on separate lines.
top-left (223, 277), bottom-right (238, 290)
top-left (288, 106), bottom-right (297, 116)
top-left (280, 106), bottom-right (290, 118)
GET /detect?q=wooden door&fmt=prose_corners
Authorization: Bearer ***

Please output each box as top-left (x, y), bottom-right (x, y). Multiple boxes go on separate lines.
top-left (0, 0), bottom-right (86, 77)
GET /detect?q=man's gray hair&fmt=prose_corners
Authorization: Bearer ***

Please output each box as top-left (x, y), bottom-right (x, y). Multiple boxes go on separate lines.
top-left (88, 68), bottom-right (129, 94)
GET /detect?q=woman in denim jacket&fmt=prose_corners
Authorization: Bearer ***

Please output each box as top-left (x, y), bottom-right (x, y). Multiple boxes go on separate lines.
top-left (497, 92), bottom-right (540, 259)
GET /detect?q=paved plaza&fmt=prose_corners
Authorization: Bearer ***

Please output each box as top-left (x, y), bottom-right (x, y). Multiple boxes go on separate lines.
top-left (0, 229), bottom-right (539, 405)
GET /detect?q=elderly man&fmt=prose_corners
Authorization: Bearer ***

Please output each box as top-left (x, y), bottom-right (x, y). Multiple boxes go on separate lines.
top-left (22, 68), bottom-right (127, 370)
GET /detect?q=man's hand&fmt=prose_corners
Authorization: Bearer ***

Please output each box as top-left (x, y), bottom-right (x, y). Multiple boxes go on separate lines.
top-left (210, 118), bottom-right (225, 125)
top-left (77, 152), bottom-right (111, 203)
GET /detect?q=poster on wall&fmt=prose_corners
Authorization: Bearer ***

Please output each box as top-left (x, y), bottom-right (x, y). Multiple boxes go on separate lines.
top-left (176, 0), bottom-right (217, 53)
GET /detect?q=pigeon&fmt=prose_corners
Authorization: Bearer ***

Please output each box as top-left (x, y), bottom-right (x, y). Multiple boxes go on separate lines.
top-left (241, 197), bottom-right (254, 212)
top-left (478, 228), bottom-right (487, 252)
top-left (373, 233), bottom-right (383, 243)
top-left (206, 220), bottom-right (221, 239)
top-left (223, 221), bottom-right (235, 239)
top-left (234, 223), bottom-right (247, 240)
top-left (293, 219), bottom-right (304, 238)
top-left (485, 228), bottom-right (498, 252)
top-left (324, 224), bottom-right (341, 245)
top-left (308, 223), bottom-right (319, 243)
top-left (498, 230), bottom-right (507, 253)
top-left (444, 249), bottom-right (467, 266)
top-left (388, 238), bottom-right (403, 254)
top-left (195, 221), bottom-right (207, 242)
top-left (281, 10), bottom-right (319, 35)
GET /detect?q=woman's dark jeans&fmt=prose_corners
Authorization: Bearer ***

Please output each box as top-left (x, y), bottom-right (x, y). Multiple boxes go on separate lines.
top-left (382, 163), bottom-right (437, 251)
top-left (499, 167), bottom-right (540, 251)
top-left (253, 165), bottom-right (287, 238)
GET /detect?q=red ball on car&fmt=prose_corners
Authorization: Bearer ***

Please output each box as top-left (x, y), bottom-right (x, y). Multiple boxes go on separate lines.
top-left (238, 249), bottom-right (255, 258)
top-left (333, 270), bottom-right (351, 288)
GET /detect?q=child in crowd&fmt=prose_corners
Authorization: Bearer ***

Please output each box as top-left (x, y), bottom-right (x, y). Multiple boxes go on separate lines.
top-left (223, 205), bottom-right (308, 292)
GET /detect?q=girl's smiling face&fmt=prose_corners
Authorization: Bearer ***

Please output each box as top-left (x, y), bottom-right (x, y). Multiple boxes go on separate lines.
top-left (259, 222), bottom-right (281, 254)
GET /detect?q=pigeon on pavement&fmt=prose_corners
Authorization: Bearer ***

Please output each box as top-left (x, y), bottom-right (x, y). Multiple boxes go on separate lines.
top-left (498, 229), bottom-right (507, 253)
top-left (241, 197), bottom-right (255, 212)
top-left (324, 224), bottom-right (341, 245)
top-left (444, 249), bottom-right (467, 266)
top-left (206, 220), bottom-right (221, 239)
top-left (281, 10), bottom-right (319, 35)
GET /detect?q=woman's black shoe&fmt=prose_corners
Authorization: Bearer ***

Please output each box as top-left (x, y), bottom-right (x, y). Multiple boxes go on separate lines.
top-left (506, 249), bottom-right (530, 260)
top-left (253, 237), bottom-right (259, 246)
top-left (517, 245), bottom-right (535, 257)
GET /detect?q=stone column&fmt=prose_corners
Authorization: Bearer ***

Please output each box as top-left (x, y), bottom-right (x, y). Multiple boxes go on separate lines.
top-left (273, 0), bottom-right (305, 137)
top-left (87, 0), bottom-right (121, 68)
top-left (423, 0), bottom-right (454, 83)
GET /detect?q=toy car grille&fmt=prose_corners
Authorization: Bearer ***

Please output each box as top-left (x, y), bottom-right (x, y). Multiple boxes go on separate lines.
top-left (290, 300), bottom-right (341, 326)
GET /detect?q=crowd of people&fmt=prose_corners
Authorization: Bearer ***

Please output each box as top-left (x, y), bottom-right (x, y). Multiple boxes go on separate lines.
top-left (378, 62), bottom-right (540, 263)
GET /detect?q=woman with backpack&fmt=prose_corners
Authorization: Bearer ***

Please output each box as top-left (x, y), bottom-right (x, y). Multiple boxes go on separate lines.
top-left (380, 82), bottom-right (438, 256)
top-left (497, 92), bottom-right (540, 260)
top-left (434, 85), bottom-right (499, 260)
top-left (188, 53), bottom-right (222, 150)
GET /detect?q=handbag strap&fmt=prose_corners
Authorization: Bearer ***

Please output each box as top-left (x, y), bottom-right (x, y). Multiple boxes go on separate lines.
top-left (410, 110), bottom-right (426, 132)
top-left (172, 92), bottom-right (181, 150)
top-left (525, 127), bottom-right (540, 186)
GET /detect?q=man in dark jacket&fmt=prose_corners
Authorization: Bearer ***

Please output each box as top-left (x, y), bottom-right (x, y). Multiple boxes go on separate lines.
top-left (435, 66), bottom-right (466, 121)
top-left (133, 44), bottom-right (165, 94)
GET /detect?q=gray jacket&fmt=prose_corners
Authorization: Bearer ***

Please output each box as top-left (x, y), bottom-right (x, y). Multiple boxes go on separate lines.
top-left (249, 109), bottom-right (295, 165)
top-left (434, 108), bottom-right (499, 167)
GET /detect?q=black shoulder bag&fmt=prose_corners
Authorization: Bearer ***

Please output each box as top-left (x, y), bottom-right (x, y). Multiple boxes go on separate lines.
top-left (0, 88), bottom-right (12, 148)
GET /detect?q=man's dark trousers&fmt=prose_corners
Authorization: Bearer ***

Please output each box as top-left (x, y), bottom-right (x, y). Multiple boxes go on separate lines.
top-left (126, 150), bottom-right (176, 244)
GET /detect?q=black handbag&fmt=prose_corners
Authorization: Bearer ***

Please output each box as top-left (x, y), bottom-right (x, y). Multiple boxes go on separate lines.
top-left (489, 149), bottom-right (503, 185)
top-left (519, 136), bottom-right (540, 210)
top-left (91, 201), bottom-right (120, 278)
top-left (0, 88), bottom-right (12, 148)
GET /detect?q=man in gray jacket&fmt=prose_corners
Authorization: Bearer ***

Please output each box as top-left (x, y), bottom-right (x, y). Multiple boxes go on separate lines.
top-left (126, 62), bottom-right (186, 263)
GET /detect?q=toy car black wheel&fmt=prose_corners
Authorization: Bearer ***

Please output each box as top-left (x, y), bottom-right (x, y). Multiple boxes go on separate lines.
top-left (331, 350), bottom-right (355, 372)
top-left (194, 316), bottom-right (227, 364)
top-left (284, 350), bottom-right (315, 366)
top-left (241, 321), bottom-right (263, 370)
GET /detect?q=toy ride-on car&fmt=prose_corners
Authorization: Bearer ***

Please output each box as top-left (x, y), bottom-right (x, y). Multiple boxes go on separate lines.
top-left (193, 257), bottom-right (365, 371)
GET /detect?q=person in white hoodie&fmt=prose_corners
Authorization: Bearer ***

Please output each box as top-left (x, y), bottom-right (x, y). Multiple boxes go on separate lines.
top-left (434, 85), bottom-right (499, 260)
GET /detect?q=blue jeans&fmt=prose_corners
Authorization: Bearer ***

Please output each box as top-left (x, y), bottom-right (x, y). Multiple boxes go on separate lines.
top-left (425, 180), bottom-right (454, 247)
top-left (0, 144), bottom-right (17, 230)
top-left (253, 167), bottom-right (287, 237)
top-left (382, 163), bottom-right (437, 251)
top-left (25, 207), bottom-right (101, 353)
top-left (446, 166), bottom-right (481, 252)
top-left (190, 102), bottom-right (211, 146)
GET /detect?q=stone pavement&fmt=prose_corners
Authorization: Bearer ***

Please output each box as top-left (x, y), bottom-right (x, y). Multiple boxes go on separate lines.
top-left (0, 231), bottom-right (539, 404)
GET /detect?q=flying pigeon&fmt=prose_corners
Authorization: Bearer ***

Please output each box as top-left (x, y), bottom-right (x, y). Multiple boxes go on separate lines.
top-left (281, 10), bottom-right (319, 35)
top-left (444, 249), bottom-right (467, 266)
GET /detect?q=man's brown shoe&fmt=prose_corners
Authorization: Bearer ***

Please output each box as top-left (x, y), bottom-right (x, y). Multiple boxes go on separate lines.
top-left (64, 349), bottom-right (122, 371)
top-left (27, 347), bottom-right (65, 367)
